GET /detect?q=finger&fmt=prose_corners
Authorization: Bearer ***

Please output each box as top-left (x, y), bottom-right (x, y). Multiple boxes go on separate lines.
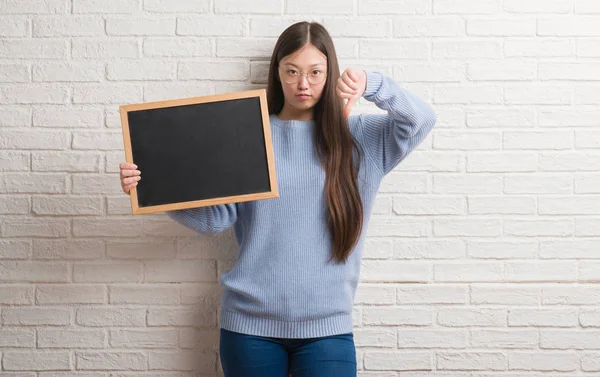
top-left (123, 182), bottom-right (137, 194)
top-left (344, 95), bottom-right (359, 118)
top-left (122, 176), bottom-right (141, 185)
top-left (337, 77), bottom-right (356, 95)
top-left (120, 162), bottom-right (137, 170)
top-left (336, 88), bottom-right (354, 99)
top-left (341, 73), bottom-right (358, 91)
top-left (120, 169), bottom-right (141, 179)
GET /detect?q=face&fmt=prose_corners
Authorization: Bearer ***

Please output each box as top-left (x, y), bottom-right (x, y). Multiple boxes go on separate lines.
top-left (277, 43), bottom-right (327, 120)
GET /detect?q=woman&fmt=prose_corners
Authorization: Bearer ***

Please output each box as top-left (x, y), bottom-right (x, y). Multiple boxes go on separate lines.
top-left (119, 21), bottom-right (436, 377)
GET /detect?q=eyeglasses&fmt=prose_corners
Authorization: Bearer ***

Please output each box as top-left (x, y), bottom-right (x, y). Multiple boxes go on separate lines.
top-left (279, 68), bottom-right (327, 85)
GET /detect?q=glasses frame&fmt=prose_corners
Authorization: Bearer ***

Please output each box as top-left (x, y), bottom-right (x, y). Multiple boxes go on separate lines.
top-left (278, 67), bottom-right (328, 85)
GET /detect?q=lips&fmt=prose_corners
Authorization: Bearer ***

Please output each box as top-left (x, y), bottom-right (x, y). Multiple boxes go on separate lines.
top-left (296, 94), bottom-right (311, 99)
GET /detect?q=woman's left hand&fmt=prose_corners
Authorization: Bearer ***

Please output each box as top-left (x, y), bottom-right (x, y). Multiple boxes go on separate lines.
top-left (337, 68), bottom-right (367, 118)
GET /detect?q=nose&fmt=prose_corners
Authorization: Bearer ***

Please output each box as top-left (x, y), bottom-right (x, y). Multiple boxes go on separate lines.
top-left (297, 74), bottom-right (309, 89)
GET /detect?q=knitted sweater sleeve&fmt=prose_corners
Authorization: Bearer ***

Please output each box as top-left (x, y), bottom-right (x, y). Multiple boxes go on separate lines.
top-left (353, 71), bottom-right (437, 176)
top-left (165, 204), bottom-right (238, 235)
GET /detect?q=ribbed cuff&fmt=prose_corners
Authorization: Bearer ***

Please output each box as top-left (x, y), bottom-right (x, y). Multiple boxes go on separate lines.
top-left (363, 71), bottom-right (384, 101)
top-left (220, 309), bottom-right (354, 339)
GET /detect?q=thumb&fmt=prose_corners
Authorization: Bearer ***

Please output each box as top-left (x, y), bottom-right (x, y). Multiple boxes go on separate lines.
top-left (344, 95), bottom-right (359, 118)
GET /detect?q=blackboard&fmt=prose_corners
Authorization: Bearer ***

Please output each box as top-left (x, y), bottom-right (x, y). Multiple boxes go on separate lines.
top-left (119, 89), bottom-right (278, 215)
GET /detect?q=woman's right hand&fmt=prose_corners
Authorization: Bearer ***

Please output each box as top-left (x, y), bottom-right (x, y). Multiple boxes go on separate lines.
top-left (119, 162), bottom-right (141, 195)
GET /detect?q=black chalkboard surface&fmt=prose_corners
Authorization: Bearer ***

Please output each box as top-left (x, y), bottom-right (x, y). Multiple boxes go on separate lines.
top-left (120, 89), bottom-right (278, 215)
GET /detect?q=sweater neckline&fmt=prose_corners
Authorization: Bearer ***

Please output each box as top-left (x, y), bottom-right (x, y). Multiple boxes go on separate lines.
top-left (270, 113), bottom-right (315, 129)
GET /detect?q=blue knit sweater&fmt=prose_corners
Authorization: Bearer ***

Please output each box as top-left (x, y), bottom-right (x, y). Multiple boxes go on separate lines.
top-left (166, 71), bottom-right (436, 338)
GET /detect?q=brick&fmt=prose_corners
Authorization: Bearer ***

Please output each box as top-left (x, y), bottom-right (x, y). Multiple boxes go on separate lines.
top-left (106, 17), bottom-right (175, 36)
top-left (359, 0), bottom-right (430, 15)
top-left (366, 217), bottom-right (430, 237)
top-left (34, 107), bottom-right (104, 129)
top-left (397, 285), bottom-right (467, 304)
top-left (468, 240), bottom-right (537, 259)
top-left (435, 130), bottom-right (501, 150)
top-left (2, 219), bottom-right (69, 238)
top-left (581, 309), bottom-right (600, 327)
top-left (438, 352), bottom-right (506, 370)
top-left (394, 17), bottom-right (464, 37)
top-left (107, 60), bottom-right (175, 81)
top-left (0, 196), bottom-right (29, 215)
top-left (396, 152), bottom-right (462, 172)
top-left (468, 60), bottom-right (535, 80)
top-left (33, 196), bottom-right (103, 216)
top-left (540, 62), bottom-right (600, 80)
top-left (217, 37), bottom-right (275, 58)
top-left (354, 328), bottom-right (396, 348)
top-left (249, 16), bottom-right (320, 37)
top-left (364, 351), bottom-right (432, 371)
top-left (471, 285), bottom-right (540, 305)
top-left (143, 38), bottom-right (210, 57)
top-left (468, 196), bottom-right (536, 215)
top-left (576, 130), bottom-right (600, 148)
top-left (0, 64), bottom-right (29, 83)
top-left (0, 285), bottom-right (34, 304)
top-left (539, 196), bottom-right (600, 215)
top-left (72, 131), bottom-right (122, 150)
top-left (540, 152), bottom-right (600, 171)
top-left (3, 307), bottom-right (71, 326)
top-left (467, 152), bottom-right (537, 172)
top-left (504, 0), bottom-right (572, 13)
top-left (394, 239), bottom-right (465, 259)
top-left (32, 62), bottom-right (103, 82)
top-left (0, 85), bottom-right (69, 104)
top-left (505, 219), bottom-right (573, 237)
top-left (0, 329), bottom-right (35, 347)
top-left (323, 18), bottom-right (388, 37)
top-left (0, 130), bottom-right (69, 149)
top-left (505, 174), bottom-right (572, 194)
top-left (74, 262), bottom-right (142, 283)
top-left (434, 218), bottom-right (501, 237)
top-left (77, 307), bottom-right (146, 327)
top-left (145, 260), bottom-right (217, 283)
top-left (178, 15), bottom-right (245, 36)
top-left (398, 329), bottom-right (467, 348)
top-left (434, 0), bottom-right (500, 14)
top-left (505, 38), bottom-right (574, 57)
top-left (147, 307), bottom-right (217, 327)
top-left (72, 39), bottom-right (140, 59)
top-left (467, 108), bottom-right (534, 128)
top-left (506, 84), bottom-right (572, 104)
top-left (0, 40), bottom-right (68, 59)
top-left (392, 196), bottom-right (464, 216)
top-left (142, 82), bottom-right (212, 101)
top-left (580, 261), bottom-right (600, 281)
top-left (438, 308), bottom-right (506, 327)
top-left (575, 174), bottom-right (600, 194)
top-left (33, 239), bottom-right (104, 259)
top-left (36, 285), bottom-right (105, 304)
top-left (582, 352), bottom-right (600, 371)
top-left (361, 261), bottom-right (430, 282)
top-left (148, 350), bottom-right (215, 372)
top-left (0, 106), bottom-right (31, 127)
top-left (578, 39), bottom-right (600, 57)
top-left (467, 18), bottom-right (535, 36)
top-left (144, 0), bottom-right (210, 12)
top-left (33, 16), bottom-right (104, 37)
top-left (539, 16), bottom-right (600, 36)
top-left (505, 261), bottom-right (577, 282)
top-left (73, 0), bottom-right (139, 13)
top-left (0, 0), bottom-right (67, 13)
top-left (543, 285), bottom-right (600, 305)
top-left (107, 240), bottom-right (175, 259)
top-left (109, 285), bottom-right (180, 304)
top-left (364, 307), bottom-right (432, 326)
top-left (178, 61), bottom-right (249, 80)
top-left (32, 152), bottom-right (100, 172)
top-left (355, 285), bottom-right (395, 305)
top-left (434, 174), bottom-right (502, 194)
top-left (509, 351), bottom-right (577, 371)
top-left (73, 218), bottom-right (144, 237)
top-left (504, 130), bottom-right (573, 150)
top-left (72, 85), bottom-right (142, 104)
top-left (435, 262), bottom-right (503, 282)
top-left (434, 85), bottom-right (503, 104)
top-left (0, 240), bottom-right (31, 258)
top-left (216, 0), bottom-right (281, 14)
top-left (3, 351), bottom-right (70, 371)
top-left (110, 329), bottom-right (178, 348)
top-left (38, 329), bottom-right (105, 348)
top-left (76, 352), bottom-right (146, 370)
top-left (1, 173), bottom-right (68, 194)
top-left (287, 0), bottom-right (351, 14)
top-left (379, 173), bottom-right (428, 193)
top-left (433, 40), bottom-right (501, 59)
top-left (509, 308), bottom-right (578, 327)
top-left (360, 40), bottom-right (428, 59)
top-left (179, 328), bottom-right (219, 349)
top-left (0, 261), bottom-right (68, 282)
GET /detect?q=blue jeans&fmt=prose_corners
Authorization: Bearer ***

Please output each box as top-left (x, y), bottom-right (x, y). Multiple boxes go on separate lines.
top-left (219, 328), bottom-right (357, 377)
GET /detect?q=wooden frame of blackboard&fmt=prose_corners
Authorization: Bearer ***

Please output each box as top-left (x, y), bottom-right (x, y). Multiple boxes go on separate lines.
top-left (120, 89), bottom-right (278, 215)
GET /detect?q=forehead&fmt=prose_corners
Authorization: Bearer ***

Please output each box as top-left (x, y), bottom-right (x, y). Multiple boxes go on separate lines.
top-left (280, 44), bottom-right (327, 67)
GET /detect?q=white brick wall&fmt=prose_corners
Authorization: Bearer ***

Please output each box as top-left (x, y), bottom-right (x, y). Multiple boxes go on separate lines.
top-left (0, 0), bottom-right (599, 376)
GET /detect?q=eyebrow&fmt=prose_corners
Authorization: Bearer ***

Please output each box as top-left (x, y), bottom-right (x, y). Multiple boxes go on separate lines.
top-left (283, 63), bottom-right (325, 67)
